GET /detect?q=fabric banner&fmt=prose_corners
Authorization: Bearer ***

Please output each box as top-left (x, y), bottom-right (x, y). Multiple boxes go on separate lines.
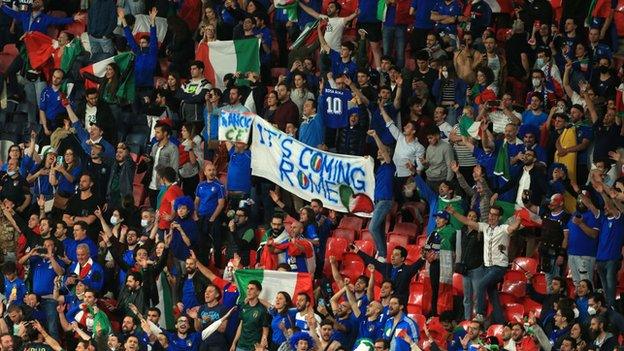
top-left (234, 269), bottom-right (313, 305)
top-left (250, 116), bottom-right (375, 215)
top-left (219, 110), bottom-right (254, 142)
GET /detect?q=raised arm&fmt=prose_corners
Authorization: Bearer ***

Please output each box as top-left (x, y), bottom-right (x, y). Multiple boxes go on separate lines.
top-left (445, 205), bottom-right (479, 231)
top-left (379, 103), bottom-right (400, 141)
top-left (367, 130), bottom-right (391, 162)
top-left (562, 61), bottom-right (575, 99)
top-left (298, 1), bottom-right (322, 20)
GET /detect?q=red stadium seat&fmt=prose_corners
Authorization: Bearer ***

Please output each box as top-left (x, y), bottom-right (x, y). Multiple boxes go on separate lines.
top-left (387, 233), bottom-right (409, 247)
top-left (407, 282), bottom-right (424, 314)
top-left (392, 222), bottom-right (420, 240)
top-left (332, 228), bottom-right (356, 241)
top-left (325, 237), bottom-right (349, 261)
top-left (416, 235), bottom-right (427, 248)
top-left (411, 313), bottom-right (427, 334)
top-left (360, 229), bottom-right (374, 242)
top-left (487, 324), bottom-right (505, 338)
top-left (458, 320), bottom-right (470, 330)
top-left (498, 292), bottom-right (518, 306)
top-left (354, 240), bottom-right (376, 257)
top-left (522, 298), bottom-right (542, 318)
top-left (504, 270), bottom-right (527, 283)
top-left (504, 303), bottom-right (525, 322)
top-left (501, 280), bottom-right (527, 298)
top-left (512, 257), bottom-right (538, 275)
top-left (405, 245), bottom-right (422, 264)
top-left (339, 216), bottom-right (364, 232)
top-left (340, 260), bottom-right (365, 283)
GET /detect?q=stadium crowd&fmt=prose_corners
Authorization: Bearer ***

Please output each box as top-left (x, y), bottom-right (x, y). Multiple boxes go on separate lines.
top-left (0, 0), bottom-right (624, 350)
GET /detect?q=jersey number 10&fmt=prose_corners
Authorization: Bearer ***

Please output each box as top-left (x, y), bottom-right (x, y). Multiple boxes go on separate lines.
top-left (326, 96), bottom-right (343, 115)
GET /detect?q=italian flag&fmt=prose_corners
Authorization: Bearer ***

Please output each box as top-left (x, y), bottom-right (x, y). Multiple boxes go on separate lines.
top-left (377, 0), bottom-right (387, 21)
top-left (195, 38), bottom-right (260, 89)
top-left (156, 272), bottom-right (176, 330)
top-left (23, 32), bottom-right (84, 85)
top-left (80, 52), bottom-right (135, 102)
top-left (234, 269), bottom-right (314, 305)
top-left (290, 20), bottom-right (320, 50)
top-left (132, 14), bottom-right (168, 46)
top-left (484, 0), bottom-right (513, 13)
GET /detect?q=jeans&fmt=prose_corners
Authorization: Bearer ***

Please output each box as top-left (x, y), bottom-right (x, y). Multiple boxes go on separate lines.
top-left (40, 298), bottom-right (60, 339)
top-left (430, 260), bottom-right (440, 315)
top-left (463, 266), bottom-right (484, 320)
top-left (596, 259), bottom-right (621, 307)
top-left (568, 254), bottom-right (595, 287)
top-left (88, 34), bottom-right (115, 62)
top-left (476, 265), bottom-right (506, 323)
top-left (542, 254), bottom-right (561, 293)
top-left (22, 78), bottom-right (47, 124)
top-left (368, 200), bottom-right (393, 258)
top-left (382, 25), bottom-right (406, 68)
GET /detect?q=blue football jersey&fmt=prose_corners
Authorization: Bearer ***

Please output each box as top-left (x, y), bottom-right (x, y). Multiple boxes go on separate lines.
top-left (319, 87), bottom-right (353, 129)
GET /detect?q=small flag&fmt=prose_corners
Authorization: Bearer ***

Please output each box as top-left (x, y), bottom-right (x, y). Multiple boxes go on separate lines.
top-left (376, 0), bottom-right (387, 22)
top-left (132, 14), bottom-right (168, 46)
top-left (275, 0), bottom-right (299, 22)
top-left (290, 20), bottom-right (321, 50)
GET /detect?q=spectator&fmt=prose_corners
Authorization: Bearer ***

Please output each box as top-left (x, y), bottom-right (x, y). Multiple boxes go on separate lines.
top-left (106, 143), bottom-right (136, 208)
top-left (180, 61), bottom-right (212, 122)
top-left (146, 123), bottom-right (179, 207)
top-left (230, 281), bottom-right (270, 351)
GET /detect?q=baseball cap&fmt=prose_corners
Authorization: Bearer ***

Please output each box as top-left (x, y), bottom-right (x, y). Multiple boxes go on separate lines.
top-left (434, 210), bottom-right (450, 221)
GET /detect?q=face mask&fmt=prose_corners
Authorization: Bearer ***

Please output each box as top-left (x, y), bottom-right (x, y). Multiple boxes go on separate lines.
top-left (532, 78), bottom-right (542, 87)
top-left (599, 66), bottom-right (609, 74)
top-left (442, 71), bottom-right (449, 79)
top-left (141, 219), bottom-right (150, 228)
top-left (110, 216), bottom-right (120, 225)
top-left (588, 306), bottom-right (597, 315)
top-left (573, 308), bottom-right (579, 319)
top-left (535, 58), bottom-right (545, 69)
top-left (7, 171), bottom-right (15, 177)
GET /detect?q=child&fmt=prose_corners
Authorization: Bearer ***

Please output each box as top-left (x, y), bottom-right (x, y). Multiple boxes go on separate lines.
top-left (2, 261), bottom-right (26, 306)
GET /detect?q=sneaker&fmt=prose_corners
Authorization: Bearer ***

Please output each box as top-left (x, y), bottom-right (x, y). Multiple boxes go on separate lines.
top-left (377, 256), bottom-right (386, 263)
top-left (474, 314), bottom-right (485, 323)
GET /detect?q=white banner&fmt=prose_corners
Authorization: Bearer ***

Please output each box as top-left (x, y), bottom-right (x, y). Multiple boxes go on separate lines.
top-left (250, 117), bottom-right (375, 215)
top-left (219, 110), bottom-right (254, 142)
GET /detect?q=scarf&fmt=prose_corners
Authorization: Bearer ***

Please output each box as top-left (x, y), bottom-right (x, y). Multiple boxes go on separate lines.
top-left (494, 141), bottom-right (510, 181)
top-left (74, 258), bottom-right (93, 279)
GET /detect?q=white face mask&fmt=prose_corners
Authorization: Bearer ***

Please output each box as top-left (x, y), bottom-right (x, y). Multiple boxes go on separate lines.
top-left (532, 78), bottom-right (542, 87)
top-left (535, 58), bottom-right (545, 69)
top-left (110, 216), bottom-right (120, 225)
top-left (442, 71), bottom-right (449, 79)
top-left (588, 306), bottom-right (597, 315)
top-left (7, 171), bottom-right (16, 177)
top-left (141, 219), bottom-right (150, 228)
top-left (573, 308), bottom-right (579, 319)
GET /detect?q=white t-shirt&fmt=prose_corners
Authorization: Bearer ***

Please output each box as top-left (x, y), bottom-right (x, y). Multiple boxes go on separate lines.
top-left (324, 17), bottom-right (347, 52)
top-left (85, 104), bottom-right (97, 131)
top-left (478, 222), bottom-right (510, 267)
top-left (387, 122), bottom-right (425, 177)
top-left (515, 167), bottom-right (531, 206)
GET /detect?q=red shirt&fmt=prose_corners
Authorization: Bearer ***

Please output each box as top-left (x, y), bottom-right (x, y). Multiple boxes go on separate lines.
top-left (158, 184), bottom-right (184, 230)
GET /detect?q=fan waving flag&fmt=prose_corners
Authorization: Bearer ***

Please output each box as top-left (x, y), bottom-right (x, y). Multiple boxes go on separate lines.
top-left (290, 20), bottom-right (320, 50)
top-left (23, 32), bottom-right (55, 71)
top-left (132, 14), bottom-right (168, 46)
top-left (377, 0), bottom-right (387, 21)
top-left (80, 52), bottom-right (135, 102)
top-left (234, 269), bottom-right (314, 305)
top-left (195, 38), bottom-right (260, 89)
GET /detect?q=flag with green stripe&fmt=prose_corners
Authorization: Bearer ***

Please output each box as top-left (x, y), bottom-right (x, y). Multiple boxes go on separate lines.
top-left (376, 0), bottom-right (387, 21)
top-left (234, 269), bottom-right (314, 305)
top-left (196, 38), bottom-right (260, 89)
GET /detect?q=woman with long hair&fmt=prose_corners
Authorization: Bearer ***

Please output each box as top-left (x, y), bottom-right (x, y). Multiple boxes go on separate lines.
top-left (432, 64), bottom-right (468, 125)
top-left (178, 123), bottom-right (203, 196)
top-left (49, 147), bottom-right (82, 210)
top-left (263, 91), bottom-right (279, 124)
top-left (470, 66), bottom-right (498, 106)
top-left (268, 291), bottom-right (295, 350)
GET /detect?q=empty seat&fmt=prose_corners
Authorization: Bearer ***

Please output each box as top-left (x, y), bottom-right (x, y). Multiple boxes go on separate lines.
top-left (452, 273), bottom-right (463, 296)
top-left (338, 216), bottom-right (364, 232)
top-left (521, 297), bottom-right (542, 318)
top-left (387, 233), bottom-right (409, 248)
top-left (405, 244), bottom-right (422, 264)
top-left (325, 237), bottom-right (349, 261)
top-left (360, 229), bottom-right (374, 242)
top-left (332, 228), bottom-right (356, 242)
top-left (501, 280), bottom-right (527, 298)
top-left (354, 240), bottom-right (376, 257)
top-left (340, 259), bottom-right (365, 283)
top-left (504, 303), bottom-right (525, 322)
top-left (392, 222), bottom-right (420, 240)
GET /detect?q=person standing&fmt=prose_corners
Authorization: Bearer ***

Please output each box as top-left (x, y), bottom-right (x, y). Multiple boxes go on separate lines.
top-left (194, 162), bottom-right (226, 266)
top-left (230, 281), bottom-right (270, 351)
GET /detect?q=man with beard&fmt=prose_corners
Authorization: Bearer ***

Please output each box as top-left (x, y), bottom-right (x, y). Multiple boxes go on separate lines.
top-left (377, 280), bottom-right (394, 324)
top-left (227, 208), bottom-right (255, 267)
top-left (311, 319), bottom-right (341, 351)
top-left (526, 275), bottom-right (567, 326)
top-left (189, 284), bottom-right (229, 351)
top-left (502, 322), bottom-right (539, 351)
top-left (230, 281), bottom-right (269, 351)
top-left (0, 333), bottom-right (15, 351)
top-left (258, 213), bottom-right (289, 267)
top-left (74, 89), bottom-right (116, 144)
top-left (85, 143), bottom-right (112, 203)
top-left (548, 307), bottom-right (574, 349)
top-left (18, 238), bottom-right (65, 339)
top-left (166, 315), bottom-right (202, 351)
top-left (62, 288), bottom-right (110, 334)
top-left (273, 221), bottom-right (315, 274)
top-left (294, 292), bottom-right (321, 333)
top-left (106, 143), bottom-right (136, 208)
top-left (117, 273), bottom-right (146, 318)
top-left (63, 173), bottom-right (99, 239)
top-left (66, 104), bottom-right (115, 159)
top-left (382, 296), bottom-right (418, 351)
top-left (176, 257), bottom-right (209, 316)
top-left (350, 292), bottom-right (384, 341)
top-left (589, 316), bottom-right (617, 351)
top-left (118, 315), bottom-right (149, 346)
top-left (323, 288), bottom-right (357, 350)
top-left (496, 149), bottom-right (548, 210)
top-left (588, 293), bottom-right (624, 335)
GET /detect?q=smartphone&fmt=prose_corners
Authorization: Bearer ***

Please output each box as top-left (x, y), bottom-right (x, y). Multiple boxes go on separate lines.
top-left (56, 156), bottom-right (64, 165)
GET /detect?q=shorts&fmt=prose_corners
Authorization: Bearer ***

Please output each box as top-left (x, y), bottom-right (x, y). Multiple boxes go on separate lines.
top-left (357, 22), bottom-right (382, 42)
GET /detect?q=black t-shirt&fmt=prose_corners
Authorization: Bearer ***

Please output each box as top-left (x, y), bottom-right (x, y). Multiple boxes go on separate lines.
top-left (506, 34), bottom-right (530, 79)
top-left (66, 193), bottom-right (100, 238)
top-left (86, 160), bottom-right (111, 205)
top-left (22, 342), bottom-right (54, 351)
top-left (592, 120), bottom-right (622, 160)
top-left (198, 303), bottom-right (229, 346)
top-left (0, 173), bottom-right (30, 208)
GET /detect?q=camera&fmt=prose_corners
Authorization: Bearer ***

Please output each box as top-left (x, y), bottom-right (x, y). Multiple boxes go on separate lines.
top-left (35, 247), bottom-right (47, 255)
